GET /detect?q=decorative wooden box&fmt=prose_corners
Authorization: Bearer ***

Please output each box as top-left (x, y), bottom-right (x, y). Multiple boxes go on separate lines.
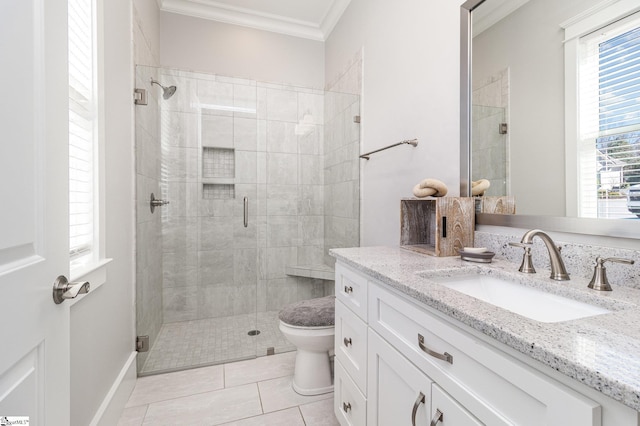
top-left (400, 197), bottom-right (475, 257)
top-left (475, 196), bottom-right (516, 214)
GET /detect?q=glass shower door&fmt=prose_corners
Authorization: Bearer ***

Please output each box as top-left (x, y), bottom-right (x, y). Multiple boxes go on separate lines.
top-left (472, 104), bottom-right (508, 196)
top-left (134, 66), bottom-right (260, 375)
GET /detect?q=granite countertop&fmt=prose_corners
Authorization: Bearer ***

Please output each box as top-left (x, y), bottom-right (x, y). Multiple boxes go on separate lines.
top-left (331, 246), bottom-right (640, 411)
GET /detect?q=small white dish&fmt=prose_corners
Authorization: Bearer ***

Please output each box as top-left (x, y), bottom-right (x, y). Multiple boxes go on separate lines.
top-left (462, 247), bottom-right (487, 253)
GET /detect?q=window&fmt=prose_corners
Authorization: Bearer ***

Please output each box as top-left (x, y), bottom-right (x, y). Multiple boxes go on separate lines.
top-left (575, 12), bottom-right (640, 218)
top-left (68, 0), bottom-right (97, 266)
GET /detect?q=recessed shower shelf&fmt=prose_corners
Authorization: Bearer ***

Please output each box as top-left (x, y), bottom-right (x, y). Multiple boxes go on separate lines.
top-left (202, 178), bottom-right (235, 185)
top-left (203, 183), bottom-right (235, 200)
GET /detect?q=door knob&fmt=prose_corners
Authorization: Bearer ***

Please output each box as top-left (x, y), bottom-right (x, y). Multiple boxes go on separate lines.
top-left (53, 275), bottom-right (90, 304)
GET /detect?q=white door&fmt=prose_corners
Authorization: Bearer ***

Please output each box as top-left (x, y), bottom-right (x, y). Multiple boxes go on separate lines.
top-left (0, 0), bottom-right (71, 424)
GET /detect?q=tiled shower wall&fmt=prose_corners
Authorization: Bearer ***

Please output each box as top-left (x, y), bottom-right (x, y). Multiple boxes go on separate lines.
top-left (324, 54), bottom-right (362, 267)
top-left (157, 69), bottom-right (329, 323)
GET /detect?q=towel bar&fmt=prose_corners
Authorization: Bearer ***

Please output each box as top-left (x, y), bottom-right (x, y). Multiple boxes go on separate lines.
top-left (360, 139), bottom-right (418, 160)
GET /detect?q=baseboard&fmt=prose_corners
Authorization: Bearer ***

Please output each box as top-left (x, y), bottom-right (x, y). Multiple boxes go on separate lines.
top-left (90, 351), bottom-right (138, 426)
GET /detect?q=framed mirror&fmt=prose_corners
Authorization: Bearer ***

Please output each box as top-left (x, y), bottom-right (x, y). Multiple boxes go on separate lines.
top-left (460, 0), bottom-right (640, 239)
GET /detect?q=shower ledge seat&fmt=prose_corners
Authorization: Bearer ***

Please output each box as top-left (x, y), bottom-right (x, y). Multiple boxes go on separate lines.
top-left (285, 264), bottom-right (335, 281)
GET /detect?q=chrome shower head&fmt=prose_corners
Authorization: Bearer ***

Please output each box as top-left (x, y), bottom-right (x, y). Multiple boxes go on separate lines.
top-left (150, 78), bottom-right (177, 100)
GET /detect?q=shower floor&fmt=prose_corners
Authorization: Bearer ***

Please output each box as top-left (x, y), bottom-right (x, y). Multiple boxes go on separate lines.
top-left (140, 310), bottom-right (295, 376)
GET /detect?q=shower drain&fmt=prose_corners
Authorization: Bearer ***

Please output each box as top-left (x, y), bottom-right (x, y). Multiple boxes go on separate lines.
top-left (247, 330), bottom-right (261, 336)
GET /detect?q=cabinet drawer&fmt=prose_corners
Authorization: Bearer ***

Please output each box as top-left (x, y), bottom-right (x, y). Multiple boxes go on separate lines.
top-left (368, 283), bottom-right (601, 426)
top-left (335, 262), bottom-right (368, 321)
top-left (335, 359), bottom-right (366, 426)
top-left (431, 383), bottom-right (482, 426)
top-left (335, 300), bottom-right (368, 394)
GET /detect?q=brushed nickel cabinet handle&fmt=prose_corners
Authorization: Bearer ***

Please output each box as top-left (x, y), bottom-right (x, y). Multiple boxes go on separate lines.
top-left (418, 334), bottom-right (453, 364)
top-left (344, 337), bottom-right (352, 347)
top-left (411, 392), bottom-right (426, 426)
top-left (344, 285), bottom-right (353, 294)
top-left (430, 408), bottom-right (443, 426)
top-left (343, 402), bottom-right (351, 413)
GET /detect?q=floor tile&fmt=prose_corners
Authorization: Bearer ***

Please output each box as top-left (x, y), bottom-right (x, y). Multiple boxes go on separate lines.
top-left (225, 351), bottom-right (296, 388)
top-left (117, 405), bottom-right (147, 426)
top-left (299, 398), bottom-right (340, 426)
top-left (218, 407), bottom-right (305, 426)
top-left (126, 364), bottom-right (224, 407)
top-left (143, 383), bottom-right (262, 426)
top-left (258, 375), bottom-right (333, 413)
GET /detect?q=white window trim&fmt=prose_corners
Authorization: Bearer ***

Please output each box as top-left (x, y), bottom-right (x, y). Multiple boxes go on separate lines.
top-left (562, 0), bottom-right (640, 217)
top-left (68, 0), bottom-right (108, 299)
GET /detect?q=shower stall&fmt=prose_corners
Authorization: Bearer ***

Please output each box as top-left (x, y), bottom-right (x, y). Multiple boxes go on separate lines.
top-left (134, 65), bottom-right (361, 375)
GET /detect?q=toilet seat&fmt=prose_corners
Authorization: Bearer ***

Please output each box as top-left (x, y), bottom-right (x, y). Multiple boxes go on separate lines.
top-left (278, 296), bottom-right (336, 396)
top-left (278, 295), bottom-right (335, 328)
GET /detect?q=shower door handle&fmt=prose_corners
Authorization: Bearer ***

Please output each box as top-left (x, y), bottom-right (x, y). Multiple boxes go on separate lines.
top-left (243, 197), bottom-right (248, 228)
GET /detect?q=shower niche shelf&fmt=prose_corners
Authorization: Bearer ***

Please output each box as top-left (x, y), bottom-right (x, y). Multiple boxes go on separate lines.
top-left (203, 147), bottom-right (235, 178)
top-left (202, 147), bottom-right (236, 199)
top-left (203, 183), bottom-right (235, 200)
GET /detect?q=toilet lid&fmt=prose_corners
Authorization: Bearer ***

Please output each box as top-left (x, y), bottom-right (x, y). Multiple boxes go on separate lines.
top-left (278, 295), bottom-right (335, 327)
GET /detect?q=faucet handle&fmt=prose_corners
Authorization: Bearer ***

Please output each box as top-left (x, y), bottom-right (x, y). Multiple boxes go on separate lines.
top-left (509, 242), bottom-right (536, 274)
top-left (588, 257), bottom-right (635, 291)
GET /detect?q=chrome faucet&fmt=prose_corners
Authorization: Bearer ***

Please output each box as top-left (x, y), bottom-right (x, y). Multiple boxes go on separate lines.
top-left (515, 229), bottom-right (570, 281)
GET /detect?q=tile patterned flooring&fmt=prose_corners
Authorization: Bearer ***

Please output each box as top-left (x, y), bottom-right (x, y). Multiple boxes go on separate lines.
top-left (119, 351), bottom-right (339, 426)
top-left (141, 311), bottom-right (295, 375)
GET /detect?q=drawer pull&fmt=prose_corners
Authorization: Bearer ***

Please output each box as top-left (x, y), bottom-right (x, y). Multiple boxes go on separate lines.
top-left (411, 392), bottom-right (426, 426)
top-left (418, 334), bottom-right (453, 364)
top-left (344, 337), bottom-right (352, 347)
top-left (343, 402), bottom-right (352, 413)
top-left (430, 408), bottom-right (444, 426)
top-left (344, 285), bottom-right (353, 294)
top-left (429, 408), bottom-right (444, 426)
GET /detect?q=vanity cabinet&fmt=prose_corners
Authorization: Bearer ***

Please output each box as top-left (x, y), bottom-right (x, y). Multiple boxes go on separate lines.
top-left (334, 261), bottom-right (622, 426)
top-left (335, 263), bottom-right (369, 425)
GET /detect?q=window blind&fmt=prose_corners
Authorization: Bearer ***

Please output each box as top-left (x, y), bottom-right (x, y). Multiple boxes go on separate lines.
top-left (578, 13), bottom-right (640, 217)
top-left (598, 26), bottom-right (640, 132)
top-left (68, 0), bottom-right (96, 262)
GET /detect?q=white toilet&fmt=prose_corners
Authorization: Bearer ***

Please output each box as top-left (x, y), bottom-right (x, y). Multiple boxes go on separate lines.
top-left (279, 295), bottom-right (335, 396)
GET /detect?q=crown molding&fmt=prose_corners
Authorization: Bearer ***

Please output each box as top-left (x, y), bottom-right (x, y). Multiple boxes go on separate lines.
top-left (159, 0), bottom-right (351, 41)
top-left (320, 0), bottom-right (351, 40)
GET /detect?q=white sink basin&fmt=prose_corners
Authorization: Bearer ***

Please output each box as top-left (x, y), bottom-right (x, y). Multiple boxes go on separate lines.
top-left (431, 274), bottom-right (611, 323)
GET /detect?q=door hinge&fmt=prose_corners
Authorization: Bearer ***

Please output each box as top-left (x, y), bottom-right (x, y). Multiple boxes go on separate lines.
top-left (136, 335), bottom-right (149, 352)
top-left (134, 88), bottom-right (148, 105)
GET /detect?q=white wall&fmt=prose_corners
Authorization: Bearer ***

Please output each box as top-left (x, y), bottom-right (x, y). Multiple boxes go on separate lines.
top-left (70, 1), bottom-right (136, 424)
top-left (325, 0), bottom-right (465, 246)
top-left (160, 13), bottom-right (325, 89)
top-left (133, 0), bottom-right (161, 66)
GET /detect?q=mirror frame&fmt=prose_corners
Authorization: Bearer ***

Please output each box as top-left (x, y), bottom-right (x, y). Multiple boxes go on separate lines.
top-left (460, 0), bottom-right (640, 239)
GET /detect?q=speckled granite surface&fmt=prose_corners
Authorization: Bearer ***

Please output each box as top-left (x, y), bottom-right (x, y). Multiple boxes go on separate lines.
top-left (330, 246), bottom-right (640, 411)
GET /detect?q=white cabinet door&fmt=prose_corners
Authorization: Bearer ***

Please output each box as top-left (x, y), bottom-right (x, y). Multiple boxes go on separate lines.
top-left (0, 0), bottom-right (70, 423)
top-left (431, 384), bottom-right (482, 426)
top-left (368, 329), bottom-right (432, 426)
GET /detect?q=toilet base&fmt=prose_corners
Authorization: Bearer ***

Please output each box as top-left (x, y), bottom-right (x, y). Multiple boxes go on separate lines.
top-left (291, 349), bottom-right (334, 396)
